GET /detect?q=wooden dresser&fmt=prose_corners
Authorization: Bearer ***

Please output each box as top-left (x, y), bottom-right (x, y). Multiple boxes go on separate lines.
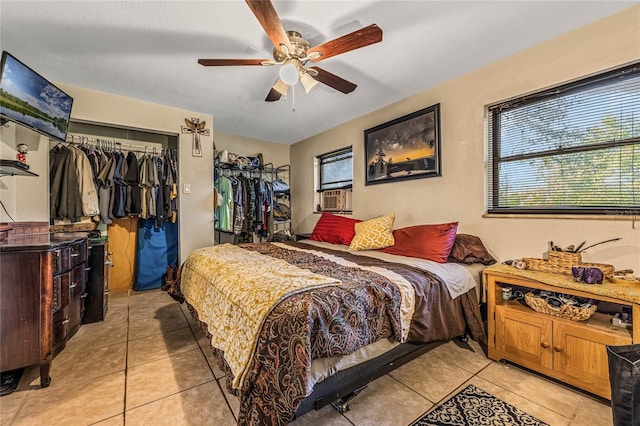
top-left (0, 233), bottom-right (88, 387)
top-left (485, 265), bottom-right (638, 399)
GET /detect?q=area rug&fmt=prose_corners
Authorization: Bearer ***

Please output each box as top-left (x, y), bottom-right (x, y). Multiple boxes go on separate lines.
top-left (412, 384), bottom-right (549, 426)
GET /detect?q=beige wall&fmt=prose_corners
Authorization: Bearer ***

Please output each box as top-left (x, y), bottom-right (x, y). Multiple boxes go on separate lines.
top-left (214, 131), bottom-right (289, 168)
top-left (291, 5), bottom-right (640, 273)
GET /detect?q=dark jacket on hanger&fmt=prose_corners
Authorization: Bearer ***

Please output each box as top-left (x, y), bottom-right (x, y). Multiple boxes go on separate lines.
top-left (124, 151), bottom-right (141, 214)
top-left (49, 145), bottom-right (83, 222)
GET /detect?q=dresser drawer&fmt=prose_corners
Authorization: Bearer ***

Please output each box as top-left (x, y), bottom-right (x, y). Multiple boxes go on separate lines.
top-left (70, 264), bottom-right (86, 299)
top-left (70, 240), bottom-right (87, 268)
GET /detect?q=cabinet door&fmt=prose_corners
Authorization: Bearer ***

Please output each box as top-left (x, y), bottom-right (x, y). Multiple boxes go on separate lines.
top-left (554, 321), bottom-right (630, 398)
top-left (496, 305), bottom-right (553, 370)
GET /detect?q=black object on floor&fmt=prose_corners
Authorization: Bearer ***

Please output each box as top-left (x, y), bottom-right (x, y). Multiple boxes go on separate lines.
top-left (412, 384), bottom-right (549, 426)
top-left (0, 368), bottom-right (24, 396)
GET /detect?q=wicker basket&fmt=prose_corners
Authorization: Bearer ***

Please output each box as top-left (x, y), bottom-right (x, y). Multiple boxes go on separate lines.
top-left (524, 292), bottom-right (597, 321)
top-left (523, 252), bottom-right (615, 277)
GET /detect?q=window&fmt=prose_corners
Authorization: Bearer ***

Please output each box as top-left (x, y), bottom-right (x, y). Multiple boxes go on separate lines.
top-left (318, 147), bottom-right (353, 191)
top-left (488, 63), bottom-right (640, 215)
top-left (316, 147), bottom-right (353, 212)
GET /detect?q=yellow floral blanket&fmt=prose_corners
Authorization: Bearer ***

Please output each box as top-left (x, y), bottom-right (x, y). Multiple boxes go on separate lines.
top-left (179, 244), bottom-right (340, 389)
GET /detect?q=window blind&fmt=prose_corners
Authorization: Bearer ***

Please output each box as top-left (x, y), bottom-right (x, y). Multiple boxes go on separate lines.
top-left (487, 63), bottom-right (639, 215)
top-left (318, 146), bottom-right (353, 191)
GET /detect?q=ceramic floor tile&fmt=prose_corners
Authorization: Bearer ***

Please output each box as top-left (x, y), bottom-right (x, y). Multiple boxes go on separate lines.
top-left (428, 339), bottom-right (491, 374)
top-left (218, 377), bottom-right (240, 419)
top-left (125, 381), bottom-right (235, 426)
top-left (477, 361), bottom-right (587, 419)
top-left (291, 404), bottom-right (351, 426)
top-left (128, 298), bottom-right (181, 320)
top-left (93, 414), bottom-right (124, 425)
top-left (128, 289), bottom-right (174, 306)
top-left (127, 306), bottom-right (190, 340)
top-left (45, 342), bottom-right (126, 389)
top-left (0, 386), bottom-right (30, 424)
top-left (127, 326), bottom-right (199, 368)
top-left (389, 351), bottom-right (474, 402)
top-left (12, 371), bottom-right (125, 426)
top-left (192, 325), bottom-right (226, 378)
top-left (342, 374), bottom-right (432, 426)
top-left (64, 320), bottom-right (129, 353)
top-left (464, 376), bottom-right (572, 426)
top-left (567, 392), bottom-right (612, 426)
top-left (125, 348), bottom-right (214, 410)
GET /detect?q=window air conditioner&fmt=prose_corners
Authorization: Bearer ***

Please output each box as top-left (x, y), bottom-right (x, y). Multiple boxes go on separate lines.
top-left (322, 189), bottom-right (347, 212)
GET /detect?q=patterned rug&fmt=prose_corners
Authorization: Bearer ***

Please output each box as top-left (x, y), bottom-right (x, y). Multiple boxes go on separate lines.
top-left (412, 384), bottom-right (549, 426)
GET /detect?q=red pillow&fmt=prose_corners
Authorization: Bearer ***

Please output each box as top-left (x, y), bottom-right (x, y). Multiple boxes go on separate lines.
top-left (381, 222), bottom-right (458, 263)
top-left (310, 213), bottom-right (362, 245)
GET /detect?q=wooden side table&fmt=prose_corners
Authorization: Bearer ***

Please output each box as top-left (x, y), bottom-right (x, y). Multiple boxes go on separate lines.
top-left (484, 265), bottom-right (638, 399)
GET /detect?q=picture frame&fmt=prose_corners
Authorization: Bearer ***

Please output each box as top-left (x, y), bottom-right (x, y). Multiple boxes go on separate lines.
top-left (364, 103), bottom-right (441, 186)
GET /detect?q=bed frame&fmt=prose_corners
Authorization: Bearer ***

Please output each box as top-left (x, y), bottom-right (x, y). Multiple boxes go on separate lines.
top-left (294, 335), bottom-right (470, 417)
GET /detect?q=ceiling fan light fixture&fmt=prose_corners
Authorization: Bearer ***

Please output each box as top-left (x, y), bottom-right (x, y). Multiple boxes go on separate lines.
top-left (300, 73), bottom-right (319, 94)
top-left (307, 51), bottom-right (322, 61)
top-left (279, 62), bottom-right (299, 86)
top-left (272, 79), bottom-right (289, 96)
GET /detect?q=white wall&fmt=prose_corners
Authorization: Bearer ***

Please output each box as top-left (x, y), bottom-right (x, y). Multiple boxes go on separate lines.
top-left (291, 5), bottom-right (640, 273)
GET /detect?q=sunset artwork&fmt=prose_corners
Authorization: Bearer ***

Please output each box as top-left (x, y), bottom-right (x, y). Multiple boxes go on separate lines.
top-left (365, 104), bottom-right (441, 185)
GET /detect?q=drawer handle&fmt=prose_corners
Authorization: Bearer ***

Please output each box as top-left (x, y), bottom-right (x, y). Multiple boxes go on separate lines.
top-left (104, 290), bottom-right (110, 295)
top-left (553, 345), bottom-right (563, 352)
top-left (70, 283), bottom-right (78, 289)
top-left (105, 260), bottom-right (113, 266)
top-left (71, 253), bottom-right (80, 257)
top-left (81, 293), bottom-right (88, 299)
top-left (85, 267), bottom-right (91, 271)
top-left (62, 318), bottom-right (70, 324)
top-left (540, 341), bottom-right (550, 349)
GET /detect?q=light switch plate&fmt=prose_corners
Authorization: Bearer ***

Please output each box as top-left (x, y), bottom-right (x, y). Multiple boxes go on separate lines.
top-left (183, 183), bottom-right (191, 194)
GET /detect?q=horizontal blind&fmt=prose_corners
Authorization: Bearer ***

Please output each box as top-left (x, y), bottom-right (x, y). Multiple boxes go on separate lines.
top-left (488, 63), bottom-right (640, 214)
top-left (318, 147), bottom-right (353, 191)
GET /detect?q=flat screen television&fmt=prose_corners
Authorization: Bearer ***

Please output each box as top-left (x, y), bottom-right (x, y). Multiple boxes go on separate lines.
top-left (0, 51), bottom-right (73, 142)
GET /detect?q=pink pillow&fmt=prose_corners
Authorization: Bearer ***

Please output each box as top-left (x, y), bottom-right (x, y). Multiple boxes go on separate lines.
top-left (310, 213), bottom-right (362, 245)
top-left (381, 222), bottom-right (459, 263)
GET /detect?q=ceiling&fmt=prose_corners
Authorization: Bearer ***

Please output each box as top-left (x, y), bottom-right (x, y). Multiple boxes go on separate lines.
top-left (1, 1), bottom-right (636, 145)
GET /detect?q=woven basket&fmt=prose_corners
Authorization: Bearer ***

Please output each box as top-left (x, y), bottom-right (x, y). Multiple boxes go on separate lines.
top-left (523, 252), bottom-right (615, 277)
top-left (524, 292), bottom-right (597, 321)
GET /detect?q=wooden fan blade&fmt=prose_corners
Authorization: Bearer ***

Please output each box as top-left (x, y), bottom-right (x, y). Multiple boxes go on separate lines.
top-left (265, 88), bottom-right (283, 102)
top-left (309, 67), bottom-right (357, 94)
top-left (198, 59), bottom-right (271, 66)
top-left (245, 0), bottom-right (292, 53)
top-left (265, 79), bottom-right (287, 102)
top-left (308, 24), bottom-right (382, 62)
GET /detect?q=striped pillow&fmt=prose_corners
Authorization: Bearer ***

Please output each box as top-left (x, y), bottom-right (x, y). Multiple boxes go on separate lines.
top-left (310, 213), bottom-right (362, 245)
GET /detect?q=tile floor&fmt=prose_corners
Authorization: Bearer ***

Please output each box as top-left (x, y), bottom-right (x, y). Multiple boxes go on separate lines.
top-left (0, 289), bottom-right (613, 425)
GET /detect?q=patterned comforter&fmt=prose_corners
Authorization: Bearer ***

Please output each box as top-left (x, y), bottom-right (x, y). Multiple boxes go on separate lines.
top-left (167, 241), bottom-right (485, 425)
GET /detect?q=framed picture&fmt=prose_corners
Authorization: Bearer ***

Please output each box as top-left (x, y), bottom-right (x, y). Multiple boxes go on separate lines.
top-left (364, 103), bottom-right (441, 186)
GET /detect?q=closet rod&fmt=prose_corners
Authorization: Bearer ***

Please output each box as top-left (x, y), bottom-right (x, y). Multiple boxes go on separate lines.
top-left (65, 134), bottom-right (167, 154)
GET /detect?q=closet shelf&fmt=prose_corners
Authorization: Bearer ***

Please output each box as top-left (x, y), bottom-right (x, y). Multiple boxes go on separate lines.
top-left (0, 160), bottom-right (39, 177)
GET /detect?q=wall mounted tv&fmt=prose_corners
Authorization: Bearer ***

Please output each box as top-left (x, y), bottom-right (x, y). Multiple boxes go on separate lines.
top-left (0, 51), bottom-right (73, 142)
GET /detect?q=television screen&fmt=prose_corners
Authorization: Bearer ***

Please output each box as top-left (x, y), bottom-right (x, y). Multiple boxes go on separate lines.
top-left (0, 51), bottom-right (73, 142)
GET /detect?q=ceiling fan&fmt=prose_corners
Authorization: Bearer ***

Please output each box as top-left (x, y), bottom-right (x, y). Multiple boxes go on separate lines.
top-left (198, 0), bottom-right (383, 102)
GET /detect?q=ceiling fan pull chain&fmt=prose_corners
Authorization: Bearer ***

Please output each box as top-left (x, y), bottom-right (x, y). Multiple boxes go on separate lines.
top-left (292, 84), bottom-right (295, 112)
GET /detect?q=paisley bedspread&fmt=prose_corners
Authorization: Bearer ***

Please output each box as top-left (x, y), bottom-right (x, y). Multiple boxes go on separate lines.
top-left (169, 241), bottom-right (485, 425)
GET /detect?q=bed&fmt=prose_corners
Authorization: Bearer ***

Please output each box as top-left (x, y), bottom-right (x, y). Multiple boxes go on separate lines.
top-left (165, 215), bottom-right (495, 425)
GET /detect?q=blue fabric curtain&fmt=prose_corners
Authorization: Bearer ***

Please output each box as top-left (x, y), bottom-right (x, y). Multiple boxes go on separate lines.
top-left (135, 219), bottom-right (179, 291)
